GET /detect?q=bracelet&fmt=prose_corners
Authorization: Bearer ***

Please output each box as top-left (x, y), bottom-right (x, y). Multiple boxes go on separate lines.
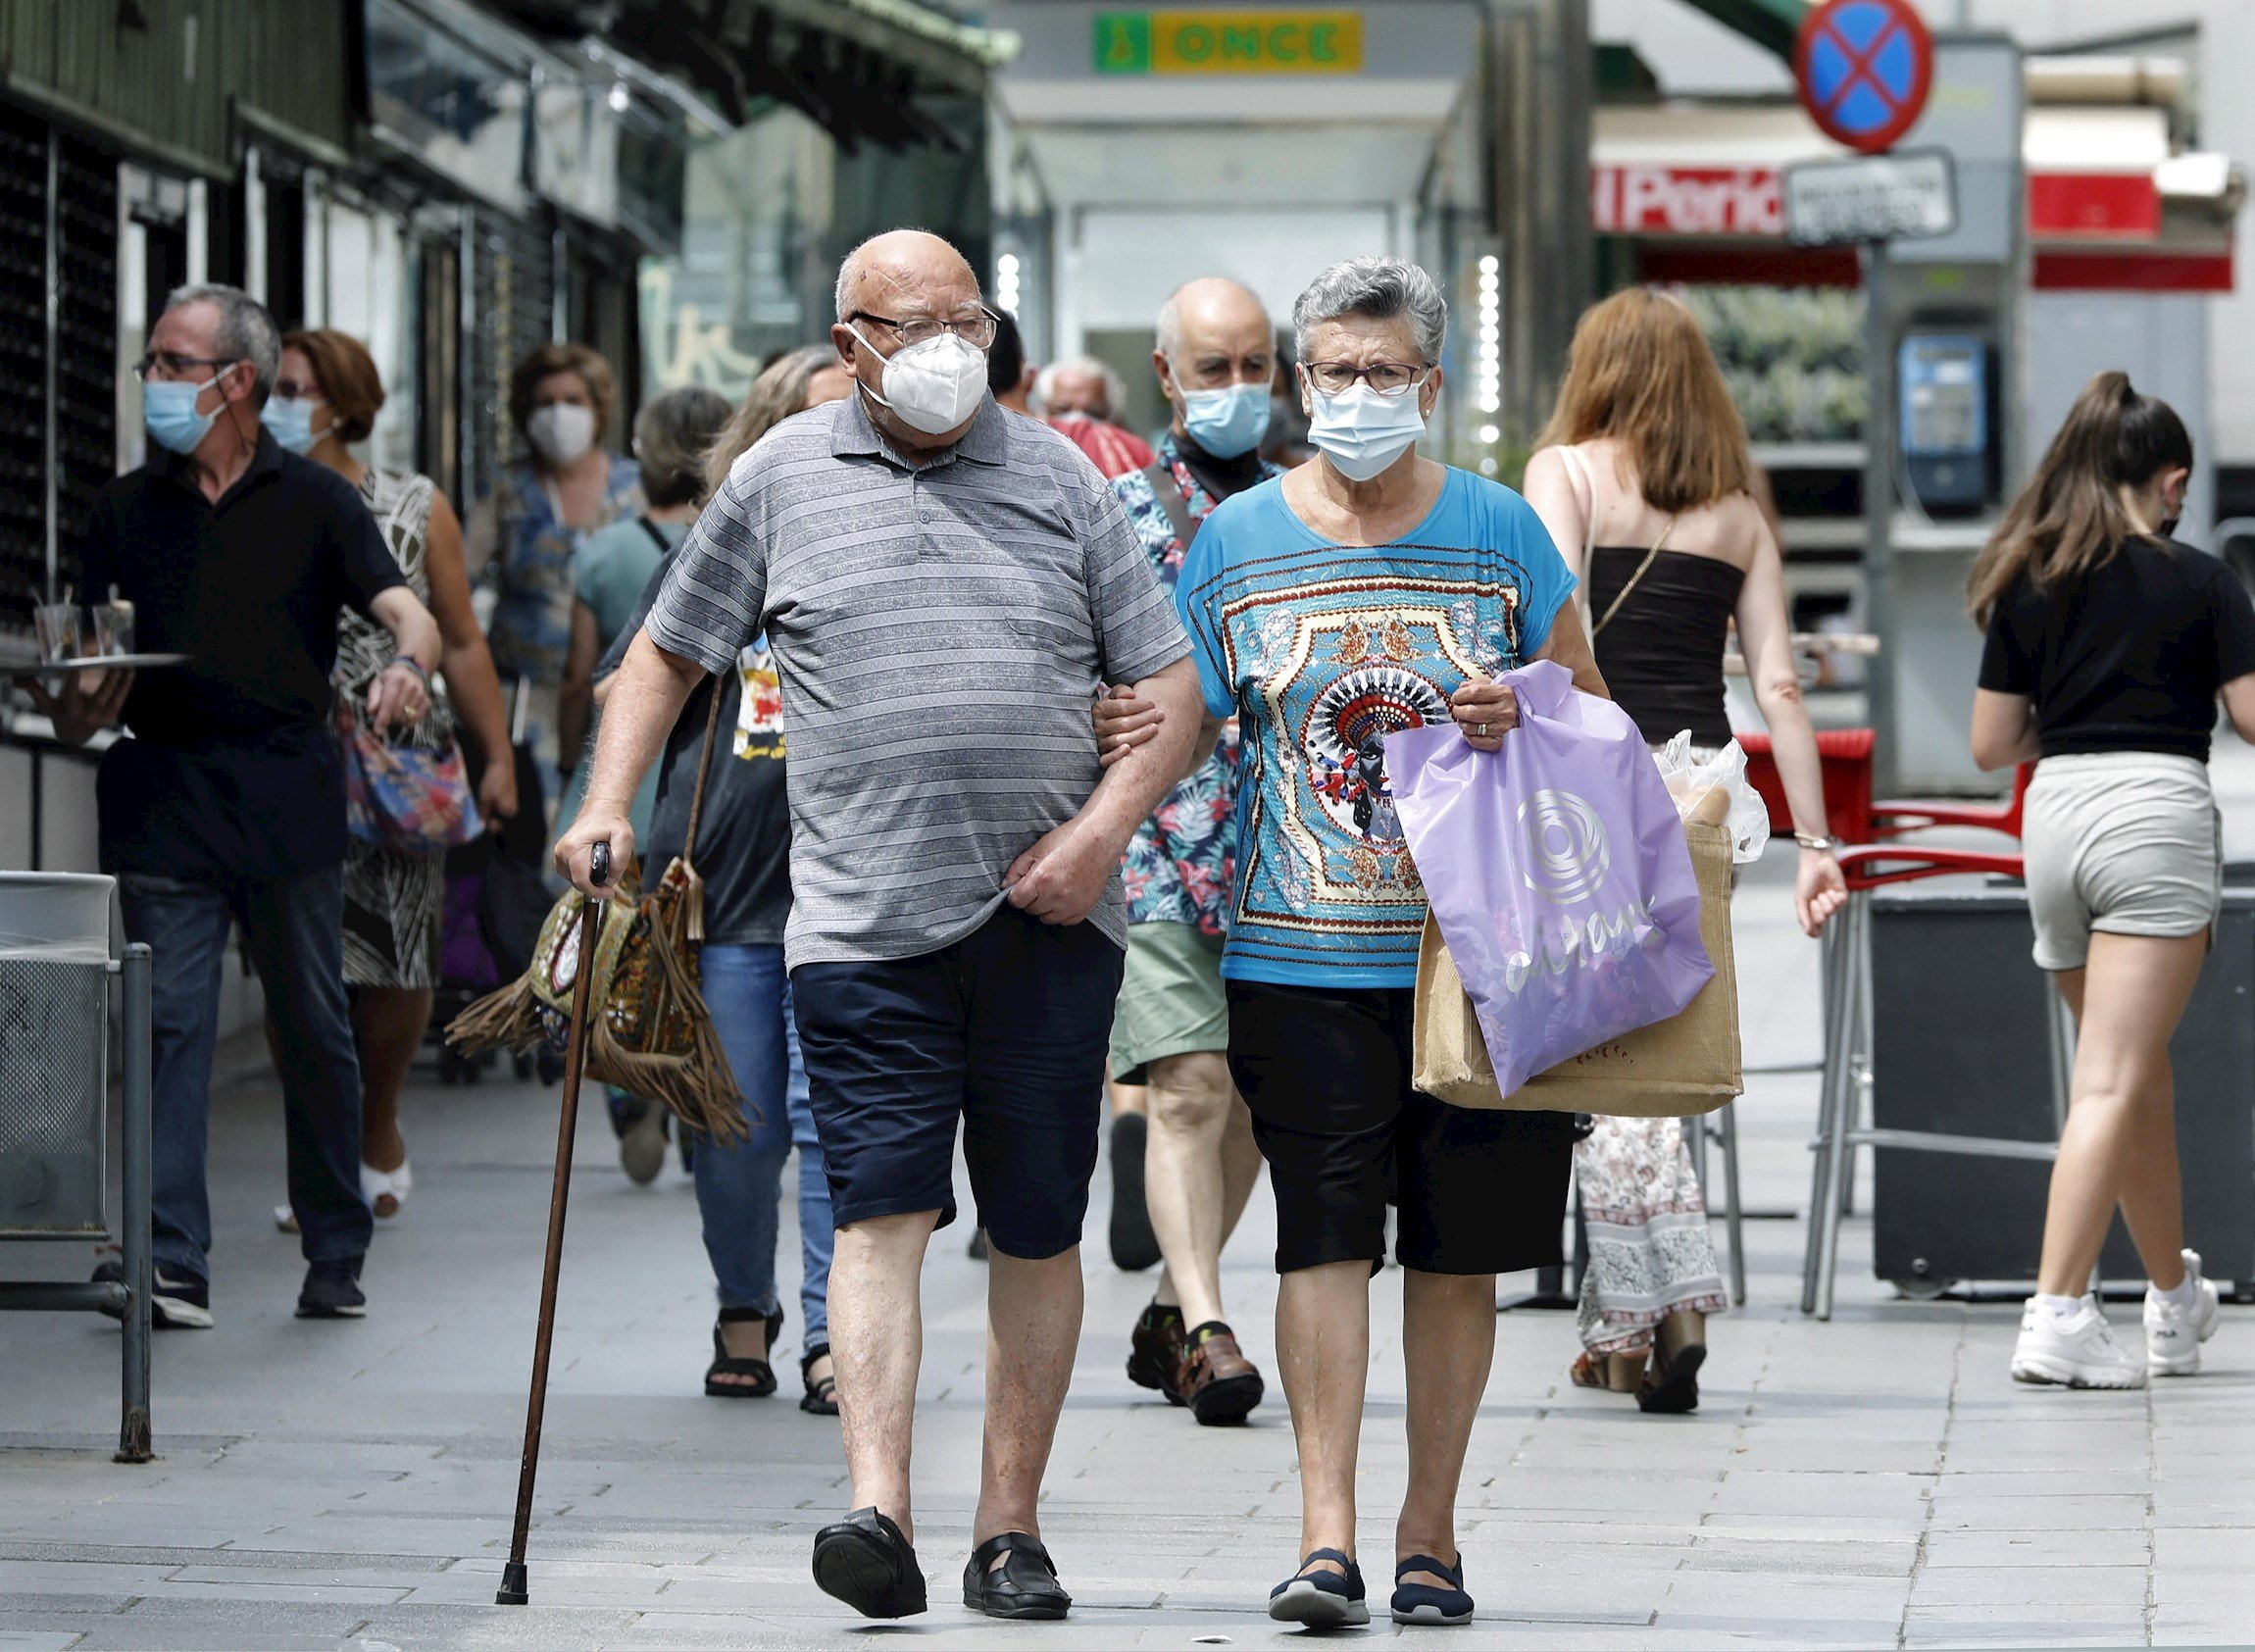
top-left (1793, 832), bottom-right (1839, 852)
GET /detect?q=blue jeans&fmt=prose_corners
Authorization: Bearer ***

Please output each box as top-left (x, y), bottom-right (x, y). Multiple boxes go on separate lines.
top-left (695, 943), bottom-right (831, 1346)
top-left (119, 870), bottom-right (372, 1285)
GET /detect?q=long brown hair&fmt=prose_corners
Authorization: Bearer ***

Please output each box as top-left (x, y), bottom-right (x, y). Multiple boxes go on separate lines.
top-left (1536, 287), bottom-right (1752, 514)
top-left (281, 328), bottom-right (384, 442)
top-left (704, 346), bottom-right (836, 495)
top-left (1967, 371), bottom-right (2192, 626)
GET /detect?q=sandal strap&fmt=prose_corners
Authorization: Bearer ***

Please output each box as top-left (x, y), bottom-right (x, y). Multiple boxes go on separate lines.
top-left (968, 1531), bottom-right (1066, 1605)
top-left (1299, 1547), bottom-right (1356, 1576)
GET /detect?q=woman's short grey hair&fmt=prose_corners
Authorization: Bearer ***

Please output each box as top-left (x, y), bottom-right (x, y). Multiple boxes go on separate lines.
top-left (633, 384), bottom-right (733, 509)
top-left (1292, 258), bottom-right (1448, 366)
top-left (164, 282), bottom-right (281, 403)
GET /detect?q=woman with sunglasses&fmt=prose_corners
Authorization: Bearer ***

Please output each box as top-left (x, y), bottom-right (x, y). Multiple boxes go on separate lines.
top-left (1173, 258), bottom-right (1599, 1628)
top-left (262, 328), bottom-right (517, 1220)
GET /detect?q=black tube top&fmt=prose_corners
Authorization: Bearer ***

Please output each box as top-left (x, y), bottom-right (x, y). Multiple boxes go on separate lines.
top-left (1586, 546), bottom-right (1746, 748)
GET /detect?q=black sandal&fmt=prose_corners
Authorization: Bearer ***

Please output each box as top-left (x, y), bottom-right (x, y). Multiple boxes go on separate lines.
top-left (1636, 1338), bottom-right (1707, 1414)
top-left (962, 1530), bottom-right (1072, 1620)
top-left (704, 1304), bottom-right (783, 1398)
top-left (800, 1342), bottom-right (839, 1416)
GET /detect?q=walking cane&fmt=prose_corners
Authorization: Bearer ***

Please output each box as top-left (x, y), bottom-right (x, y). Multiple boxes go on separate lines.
top-left (496, 839), bottom-right (609, 1607)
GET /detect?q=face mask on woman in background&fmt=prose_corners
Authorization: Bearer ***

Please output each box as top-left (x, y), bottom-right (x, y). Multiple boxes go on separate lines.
top-left (527, 402), bottom-right (597, 467)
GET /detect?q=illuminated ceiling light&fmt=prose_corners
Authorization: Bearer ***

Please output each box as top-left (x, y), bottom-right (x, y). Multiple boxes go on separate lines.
top-left (1478, 425), bottom-right (1499, 444)
top-left (1478, 254), bottom-right (1499, 274)
top-left (608, 81), bottom-right (631, 113)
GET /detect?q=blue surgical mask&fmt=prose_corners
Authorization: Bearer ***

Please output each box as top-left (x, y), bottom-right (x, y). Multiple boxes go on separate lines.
top-left (143, 375), bottom-right (224, 456)
top-left (1178, 379), bottom-right (1271, 459)
top-left (260, 396), bottom-right (328, 455)
top-left (260, 395), bottom-right (326, 455)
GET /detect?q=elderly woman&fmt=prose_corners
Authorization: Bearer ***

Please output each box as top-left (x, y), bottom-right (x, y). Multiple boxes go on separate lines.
top-left (588, 345), bottom-right (853, 1411)
top-left (1168, 258), bottom-right (1600, 1627)
top-left (472, 341), bottom-right (641, 803)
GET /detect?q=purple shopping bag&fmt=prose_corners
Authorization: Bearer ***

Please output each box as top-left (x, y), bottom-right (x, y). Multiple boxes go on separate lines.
top-left (1385, 660), bottom-right (1712, 1100)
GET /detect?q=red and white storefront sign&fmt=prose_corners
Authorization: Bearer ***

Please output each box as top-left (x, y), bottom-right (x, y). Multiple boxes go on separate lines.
top-left (1591, 166), bottom-right (1784, 237)
top-left (1590, 103), bottom-right (2233, 292)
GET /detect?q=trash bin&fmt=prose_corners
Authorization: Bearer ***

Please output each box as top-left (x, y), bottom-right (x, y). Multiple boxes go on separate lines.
top-left (1868, 878), bottom-right (2255, 1298)
top-left (0, 874), bottom-right (113, 1233)
top-left (0, 872), bottom-right (155, 1461)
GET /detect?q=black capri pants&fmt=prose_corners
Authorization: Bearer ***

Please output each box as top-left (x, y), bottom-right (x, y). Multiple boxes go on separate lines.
top-left (1226, 978), bottom-right (1576, 1277)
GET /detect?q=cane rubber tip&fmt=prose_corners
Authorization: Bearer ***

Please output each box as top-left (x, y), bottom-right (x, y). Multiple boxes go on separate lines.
top-left (496, 1562), bottom-right (529, 1605)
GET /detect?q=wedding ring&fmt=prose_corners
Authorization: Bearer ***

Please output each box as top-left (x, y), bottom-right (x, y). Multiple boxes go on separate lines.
top-left (1477, 722), bottom-right (1488, 737)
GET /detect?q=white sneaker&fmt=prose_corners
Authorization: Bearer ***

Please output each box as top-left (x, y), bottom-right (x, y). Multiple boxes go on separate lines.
top-left (2012, 1296), bottom-right (2146, 1388)
top-left (2144, 1249), bottom-right (2221, 1377)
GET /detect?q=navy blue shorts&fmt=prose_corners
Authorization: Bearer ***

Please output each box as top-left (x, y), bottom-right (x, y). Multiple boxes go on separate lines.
top-left (790, 907), bottom-right (1126, 1260)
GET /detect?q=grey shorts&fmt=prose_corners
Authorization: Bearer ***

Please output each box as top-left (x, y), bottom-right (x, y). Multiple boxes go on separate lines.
top-left (2022, 752), bottom-right (2221, 972)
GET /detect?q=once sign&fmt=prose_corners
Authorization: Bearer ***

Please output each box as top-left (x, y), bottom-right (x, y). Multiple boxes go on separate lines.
top-left (1094, 10), bottom-right (1364, 74)
top-left (1793, 0), bottom-right (1934, 155)
top-left (1782, 149), bottom-right (1957, 246)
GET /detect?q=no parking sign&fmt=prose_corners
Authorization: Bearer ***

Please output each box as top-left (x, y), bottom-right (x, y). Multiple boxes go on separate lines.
top-left (1795, 0), bottom-right (1934, 155)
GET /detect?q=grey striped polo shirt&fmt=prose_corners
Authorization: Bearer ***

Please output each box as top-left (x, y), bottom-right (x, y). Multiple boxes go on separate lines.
top-left (642, 392), bottom-right (1190, 968)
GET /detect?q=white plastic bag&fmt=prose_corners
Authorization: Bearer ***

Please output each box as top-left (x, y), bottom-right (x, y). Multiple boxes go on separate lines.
top-left (1654, 732), bottom-right (1771, 865)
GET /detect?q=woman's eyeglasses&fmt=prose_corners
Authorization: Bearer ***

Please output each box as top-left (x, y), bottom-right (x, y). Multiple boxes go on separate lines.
top-left (1300, 361), bottom-right (1428, 397)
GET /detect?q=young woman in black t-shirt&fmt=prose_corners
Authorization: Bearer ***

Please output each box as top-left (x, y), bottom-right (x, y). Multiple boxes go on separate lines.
top-left (1969, 371), bottom-right (2255, 1389)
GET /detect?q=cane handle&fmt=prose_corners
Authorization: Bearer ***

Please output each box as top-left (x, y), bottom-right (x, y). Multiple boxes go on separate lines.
top-left (589, 840), bottom-right (612, 889)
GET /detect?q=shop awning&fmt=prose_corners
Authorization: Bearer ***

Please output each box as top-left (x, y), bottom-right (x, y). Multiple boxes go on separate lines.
top-left (1589, 99), bottom-right (2240, 292)
top-left (491, 0), bottom-right (1020, 150)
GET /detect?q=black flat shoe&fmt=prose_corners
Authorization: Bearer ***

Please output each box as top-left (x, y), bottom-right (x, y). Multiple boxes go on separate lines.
top-left (1391, 1552), bottom-right (1475, 1626)
top-left (963, 1530), bottom-right (1072, 1620)
top-left (812, 1507), bottom-right (926, 1619)
top-left (1269, 1547), bottom-right (1368, 1627)
top-left (705, 1304), bottom-right (783, 1398)
top-left (1637, 1339), bottom-right (1707, 1415)
top-left (800, 1342), bottom-right (839, 1416)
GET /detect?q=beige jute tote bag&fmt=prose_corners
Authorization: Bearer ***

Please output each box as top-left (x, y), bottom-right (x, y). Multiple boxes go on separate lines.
top-left (1412, 818), bottom-right (1741, 1116)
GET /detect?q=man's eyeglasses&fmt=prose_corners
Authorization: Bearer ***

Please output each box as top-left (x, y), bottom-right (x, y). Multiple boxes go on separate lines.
top-left (1300, 361), bottom-right (1428, 397)
top-left (848, 310), bottom-right (998, 350)
top-left (133, 352), bottom-right (239, 382)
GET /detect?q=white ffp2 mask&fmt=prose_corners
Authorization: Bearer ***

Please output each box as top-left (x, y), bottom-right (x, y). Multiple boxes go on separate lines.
top-left (526, 402), bottom-right (596, 467)
top-left (850, 327), bottom-right (990, 435)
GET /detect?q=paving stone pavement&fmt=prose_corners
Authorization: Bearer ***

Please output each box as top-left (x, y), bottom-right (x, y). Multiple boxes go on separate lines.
top-left (7, 767), bottom-right (2255, 1649)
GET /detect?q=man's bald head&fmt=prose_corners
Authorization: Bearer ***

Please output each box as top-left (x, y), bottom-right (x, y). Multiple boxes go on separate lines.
top-left (1156, 277), bottom-right (1271, 362)
top-left (1152, 276), bottom-right (1278, 443)
top-left (833, 229), bottom-right (981, 324)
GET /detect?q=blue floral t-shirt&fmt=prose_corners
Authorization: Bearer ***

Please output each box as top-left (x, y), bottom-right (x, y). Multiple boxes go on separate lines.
top-left (1176, 467), bottom-right (1576, 988)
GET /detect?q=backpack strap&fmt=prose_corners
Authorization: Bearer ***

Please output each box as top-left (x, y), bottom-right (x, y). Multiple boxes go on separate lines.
top-left (1142, 460), bottom-right (1199, 554)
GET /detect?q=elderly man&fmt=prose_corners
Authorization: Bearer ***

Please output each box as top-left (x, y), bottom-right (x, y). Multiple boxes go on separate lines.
top-left (558, 229), bottom-right (1207, 1623)
top-left (35, 284), bottom-right (440, 1326)
top-left (1096, 278), bottom-right (1284, 1423)
top-left (1035, 352), bottom-right (1156, 479)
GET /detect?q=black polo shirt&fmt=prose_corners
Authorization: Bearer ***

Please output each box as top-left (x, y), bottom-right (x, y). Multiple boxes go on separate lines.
top-left (79, 429), bottom-right (405, 878)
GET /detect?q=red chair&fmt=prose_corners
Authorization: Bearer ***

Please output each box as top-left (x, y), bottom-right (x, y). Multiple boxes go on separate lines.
top-left (1870, 761), bottom-right (2034, 841)
top-left (1738, 728), bottom-right (1875, 845)
top-left (1800, 846), bottom-right (2068, 1320)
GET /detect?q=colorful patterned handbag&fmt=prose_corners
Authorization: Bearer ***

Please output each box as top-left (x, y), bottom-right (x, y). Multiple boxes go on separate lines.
top-left (340, 709), bottom-right (482, 852)
top-left (447, 685), bottom-right (746, 1143)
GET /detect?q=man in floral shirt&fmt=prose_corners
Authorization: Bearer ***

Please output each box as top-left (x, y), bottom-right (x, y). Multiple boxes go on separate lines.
top-left (1101, 277), bottom-right (1285, 1424)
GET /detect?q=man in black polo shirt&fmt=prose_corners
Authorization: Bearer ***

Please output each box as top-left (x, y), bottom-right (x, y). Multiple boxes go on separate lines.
top-left (36, 283), bottom-right (440, 1327)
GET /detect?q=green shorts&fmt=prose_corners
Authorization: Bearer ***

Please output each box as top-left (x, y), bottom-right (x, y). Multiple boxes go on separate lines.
top-left (1108, 921), bottom-right (1229, 1083)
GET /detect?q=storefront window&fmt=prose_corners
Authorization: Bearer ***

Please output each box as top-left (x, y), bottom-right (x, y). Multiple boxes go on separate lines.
top-left (364, 0), bottom-right (528, 212)
top-left (639, 108), bottom-right (835, 403)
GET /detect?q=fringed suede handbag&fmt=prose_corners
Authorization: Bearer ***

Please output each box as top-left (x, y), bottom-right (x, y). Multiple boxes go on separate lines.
top-left (449, 685), bottom-right (748, 1144)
